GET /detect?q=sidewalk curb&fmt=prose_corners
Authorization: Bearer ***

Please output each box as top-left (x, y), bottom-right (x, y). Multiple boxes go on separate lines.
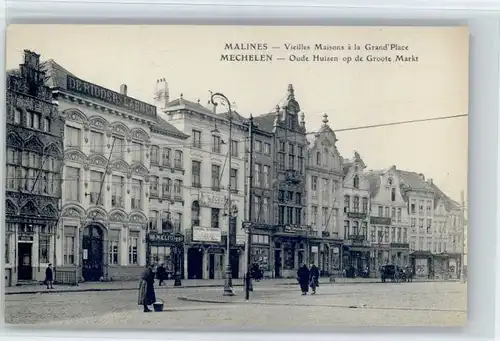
top-left (177, 296), bottom-right (240, 304)
top-left (4, 284), bottom-right (245, 296)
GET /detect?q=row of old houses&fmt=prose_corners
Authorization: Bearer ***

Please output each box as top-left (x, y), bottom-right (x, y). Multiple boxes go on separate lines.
top-left (5, 50), bottom-right (464, 286)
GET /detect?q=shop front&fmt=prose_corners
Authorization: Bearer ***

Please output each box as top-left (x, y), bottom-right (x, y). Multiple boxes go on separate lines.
top-left (250, 233), bottom-right (271, 277)
top-left (272, 225), bottom-right (311, 278)
top-left (343, 234), bottom-right (371, 278)
top-left (147, 231), bottom-right (184, 280)
top-left (445, 252), bottom-right (461, 279)
top-left (308, 231), bottom-right (343, 277)
top-left (185, 226), bottom-right (225, 280)
top-left (389, 243), bottom-right (410, 267)
top-left (371, 243), bottom-right (391, 273)
top-left (410, 251), bottom-right (433, 278)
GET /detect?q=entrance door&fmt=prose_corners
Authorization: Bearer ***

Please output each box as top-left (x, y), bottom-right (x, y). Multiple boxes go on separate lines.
top-left (274, 250), bottom-right (281, 278)
top-left (17, 243), bottom-right (33, 280)
top-left (187, 248), bottom-right (203, 279)
top-left (82, 225), bottom-right (104, 281)
top-left (209, 254), bottom-right (215, 279)
top-left (230, 249), bottom-right (239, 279)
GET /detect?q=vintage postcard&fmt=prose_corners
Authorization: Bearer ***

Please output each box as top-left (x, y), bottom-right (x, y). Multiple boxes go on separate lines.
top-left (4, 25), bottom-right (468, 328)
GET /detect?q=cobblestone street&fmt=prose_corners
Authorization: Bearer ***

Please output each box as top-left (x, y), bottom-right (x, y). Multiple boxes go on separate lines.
top-left (5, 281), bottom-right (466, 328)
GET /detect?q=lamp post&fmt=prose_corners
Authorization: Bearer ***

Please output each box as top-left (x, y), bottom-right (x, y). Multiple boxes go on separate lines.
top-left (211, 91), bottom-right (235, 296)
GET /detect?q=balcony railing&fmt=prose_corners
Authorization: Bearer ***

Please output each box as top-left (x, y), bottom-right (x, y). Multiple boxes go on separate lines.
top-left (285, 169), bottom-right (301, 184)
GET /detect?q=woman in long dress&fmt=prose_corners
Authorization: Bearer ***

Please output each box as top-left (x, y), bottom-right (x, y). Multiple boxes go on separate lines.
top-left (138, 264), bottom-right (156, 312)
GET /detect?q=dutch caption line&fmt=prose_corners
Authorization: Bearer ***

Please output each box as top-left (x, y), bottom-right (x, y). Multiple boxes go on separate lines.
top-left (219, 42), bottom-right (419, 63)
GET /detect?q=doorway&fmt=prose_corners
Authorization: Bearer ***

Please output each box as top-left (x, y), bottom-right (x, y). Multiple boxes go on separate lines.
top-left (274, 250), bottom-right (281, 278)
top-left (187, 248), bottom-right (203, 279)
top-left (82, 224), bottom-right (104, 281)
top-left (230, 249), bottom-right (239, 279)
top-left (209, 254), bottom-right (215, 279)
top-left (17, 243), bottom-right (33, 280)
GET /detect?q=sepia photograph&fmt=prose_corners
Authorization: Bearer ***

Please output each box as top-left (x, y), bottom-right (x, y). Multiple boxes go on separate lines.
top-left (3, 25), bottom-right (468, 329)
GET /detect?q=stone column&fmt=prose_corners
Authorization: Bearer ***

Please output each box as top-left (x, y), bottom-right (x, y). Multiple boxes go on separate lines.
top-left (202, 249), bottom-right (209, 279)
top-left (183, 247), bottom-right (188, 279)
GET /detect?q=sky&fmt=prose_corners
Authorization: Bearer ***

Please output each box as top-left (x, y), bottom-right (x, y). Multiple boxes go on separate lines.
top-left (6, 25), bottom-right (469, 201)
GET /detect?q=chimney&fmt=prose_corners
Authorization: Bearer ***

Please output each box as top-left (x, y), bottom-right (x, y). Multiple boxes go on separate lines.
top-left (427, 178), bottom-right (433, 185)
top-left (154, 78), bottom-right (170, 109)
top-left (120, 84), bottom-right (128, 96)
top-left (418, 173), bottom-right (425, 181)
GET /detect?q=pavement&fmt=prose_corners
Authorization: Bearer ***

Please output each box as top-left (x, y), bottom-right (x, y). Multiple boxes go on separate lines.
top-left (4, 280), bottom-right (467, 328)
top-left (4, 276), bottom-right (455, 295)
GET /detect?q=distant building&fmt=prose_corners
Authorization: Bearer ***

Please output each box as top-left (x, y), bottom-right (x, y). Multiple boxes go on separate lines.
top-left (341, 151), bottom-right (372, 277)
top-left (305, 113), bottom-right (344, 276)
top-left (366, 166), bottom-right (411, 274)
top-left (5, 50), bottom-right (65, 285)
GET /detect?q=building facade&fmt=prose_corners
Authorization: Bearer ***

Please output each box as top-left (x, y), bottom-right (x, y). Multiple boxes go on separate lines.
top-left (45, 60), bottom-right (160, 282)
top-left (305, 114), bottom-right (344, 276)
top-left (262, 84), bottom-right (309, 278)
top-left (5, 50), bottom-right (65, 286)
top-left (366, 166), bottom-right (410, 274)
top-left (341, 151), bottom-right (372, 277)
top-left (161, 94), bottom-right (247, 280)
top-left (247, 117), bottom-right (275, 278)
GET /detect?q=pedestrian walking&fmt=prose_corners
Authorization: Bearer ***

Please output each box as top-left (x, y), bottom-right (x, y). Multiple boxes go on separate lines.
top-left (156, 263), bottom-right (167, 286)
top-left (309, 263), bottom-right (320, 295)
top-left (297, 263), bottom-right (310, 295)
top-left (138, 264), bottom-right (156, 313)
top-left (44, 263), bottom-right (53, 289)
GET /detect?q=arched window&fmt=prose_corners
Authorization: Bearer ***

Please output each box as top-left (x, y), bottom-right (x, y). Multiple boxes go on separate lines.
top-left (353, 196), bottom-right (360, 212)
top-left (191, 201), bottom-right (200, 226)
top-left (353, 175), bottom-right (360, 188)
top-left (316, 152), bottom-right (321, 166)
top-left (344, 195), bottom-right (350, 213)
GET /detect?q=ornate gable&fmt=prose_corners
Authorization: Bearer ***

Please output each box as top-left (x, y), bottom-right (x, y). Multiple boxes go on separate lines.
top-left (109, 209), bottom-right (128, 222)
top-left (44, 143), bottom-right (63, 158)
top-left (62, 108), bottom-right (88, 124)
top-left (41, 204), bottom-right (58, 218)
top-left (6, 132), bottom-right (23, 148)
top-left (110, 159), bottom-right (129, 173)
top-left (111, 121), bottom-right (130, 137)
top-left (20, 201), bottom-right (39, 216)
top-left (88, 154), bottom-right (109, 168)
top-left (130, 211), bottom-right (147, 224)
top-left (89, 115), bottom-right (110, 130)
top-left (65, 149), bottom-right (87, 164)
top-left (130, 128), bottom-right (149, 142)
top-left (61, 204), bottom-right (85, 218)
top-left (87, 207), bottom-right (108, 220)
top-left (130, 162), bottom-right (148, 177)
top-left (24, 135), bottom-right (44, 153)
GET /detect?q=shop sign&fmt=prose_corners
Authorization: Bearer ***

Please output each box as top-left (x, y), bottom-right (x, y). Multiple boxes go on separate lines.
top-left (311, 246), bottom-right (319, 253)
top-left (193, 226), bottom-right (222, 243)
top-left (390, 243), bottom-right (410, 249)
top-left (200, 192), bottom-right (226, 208)
top-left (66, 75), bottom-right (157, 118)
top-left (370, 216), bottom-right (392, 225)
top-left (18, 233), bottom-right (34, 242)
top-left (148, 232), bottom-right (184, 244)
top-left (347, 212), bottom-right (367, 219)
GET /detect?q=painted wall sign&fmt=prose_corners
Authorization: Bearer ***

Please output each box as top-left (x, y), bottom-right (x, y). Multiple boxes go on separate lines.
top-left (66, 75), bottom-right (157, 119)
top-left (370, 216), bottom-right (392, 225)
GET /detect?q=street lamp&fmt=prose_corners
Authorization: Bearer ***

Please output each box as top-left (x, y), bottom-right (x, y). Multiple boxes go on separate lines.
top-left (210, 91), bottom-right (235, 296)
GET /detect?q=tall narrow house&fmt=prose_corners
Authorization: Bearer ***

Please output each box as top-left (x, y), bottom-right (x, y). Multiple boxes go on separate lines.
top-left (5, 50), bottom-right (65, 286)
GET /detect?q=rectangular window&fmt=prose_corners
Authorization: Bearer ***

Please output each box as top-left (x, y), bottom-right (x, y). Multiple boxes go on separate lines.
top-left (278, 152), bottom-right (285, 169)
top-left (213, 135), bottom-right (221, 153)
top-left (192, 161), bottom-right (201, 187)
top-left (150, 176), bottom-right (159, 197)
top-left (278, 206), bottom-right (285, 225)
top-left (255, 140), bottom-right (262, 153)
top-left (344, 221), bottom-right (350, 238)
top-left (131, 179), bottom-right (142, 209)
top-left (262, 198), bottom-right (269, 223)
top-left (403, 228), bottom-right (407, 243)
top-left (131, 142), bottom-right (142, 163)
top-left (128, 231), bottom-right (139, 265)
top-left (322, 207), bottom-right (328, 228)
top-left (90, 131), bottom-right (104, 154)
top-left (311, 176), bottom-right (318, 191)
top-left (263, 166), bottom-right (270, 188)
top-left (112, 137), bottom-right (126, 160)
top-left (264, 143), bottom-right (271, 154)
top-left (162, 147), bottom-right (171, 166)
top-left (63, 226), bottom-right (76, 265)
top-left (89, 170), bottom-right (103, 205)
top-left (231, 140), bottom-right (239, 157)
top-left (391, 208), bottom-right (396, 218)
top-left (32, 112), bottom-right (41, 129)
top-left (254, 196), bottom-right (261, 222)
top-left (192, 130), bottom-right (201, 148)
top-left (362, 198), bottom-right (368, 214)
top-left (411, 218), bottom-right (416, 228)
top-left (384, 207), bottom-right (389, 217)
top-left (108, 229), bottom-right (119, 265)
top-left (174, 150), bottom-right (183, 169)
top-left (162, 177), bottom-right (172, 197)
top-left (397, 208), bottom-right (402, 222)
top-left (287, 207), bottom-right (294, 224)
top-left (211, 208), bottom-right (220, 228)
top-left (419, 218), bottom-right (424, 229)
top-left (174, 213), bottom-right (182, 233)
top-left (149, 211), bottom-right (159, 231)
top-left (174, 179), bottom-right (182, 195)
top-left (14, 109), bottom-right (21, 125)
top-left (311, 206), bottom-right (318, 225)
top-left (67, 126), bottom-right (81, 149)
top-left (111, 175), bottom-right (124, 208)
top-left (43, 118), bottom-right (50, 132)
top-left (411, 200), bottom-right (416, 214)
top-left (296, 208), bottom-right (302, 226)
top-left (7, 165), bottom-right (16, 189)
top-left (254, 164), bottom-right (261, 187)
top-left (150, 146), bottom-right (159, 164)
top-left (362, 222), bottom-right (368, 237)
top-left (391, 227), bottom-right (396, 242)
top-left (211, 164), bottom-right (221, 190)
top-left (378, 206), bottom-right (383, 217)
top-left (230, 168), bottom-right (238, 191)
top-left (322, 178), bottom-right (329, 199)
top-left (288, 144), bottom-right (295, 169)
top-left (39, 232), bottom-right (50, 264)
